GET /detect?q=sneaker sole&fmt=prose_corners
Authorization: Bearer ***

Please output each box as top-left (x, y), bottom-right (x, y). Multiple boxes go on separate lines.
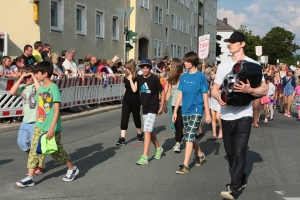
top-left (176, 170), bottom-right (189, 174)
top-left (137, 140), bottom-right (143, 143)
top-left (173, 149), bottom-right (181, 153)
top-left (220, 192), bottom-right (235, 200)
top-left (195, 155), bottom-right (206, 166)
top-left (15, 182), bottom-right (35, 188)
top-left (62, 169), bottom-right (79, 182)
top-left (136, 162), bottom-right (149, 165)
top-left (116, 143), bottom-right (125, 146)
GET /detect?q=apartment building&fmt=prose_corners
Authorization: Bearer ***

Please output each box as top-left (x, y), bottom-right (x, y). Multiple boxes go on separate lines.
top-left (216, 18), bottom-right (235, 63)
top-left (0, 0), bottom-right (217, 63)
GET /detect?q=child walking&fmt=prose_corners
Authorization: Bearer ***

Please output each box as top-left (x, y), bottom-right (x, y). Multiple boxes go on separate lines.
top-left (136, 59), bottom-right (165, 165)
top-left (292, 79), bottom-right (300, 120)
top-left (172, 52), bottom-right (211, 174)
top-left (10, 65), bottom-right (45, 175)
top-left (16, 61), bottom-right (79, 187)
top-left (165, 58), bottom-right (184, 153)
top-left (266, 76), bottom-right (276, 121)
top-left (208, 69), bottom-right (222, 139)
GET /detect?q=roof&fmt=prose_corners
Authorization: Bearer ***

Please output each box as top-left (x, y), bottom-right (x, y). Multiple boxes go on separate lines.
top-left (217, 18), bottom-right (235, 31)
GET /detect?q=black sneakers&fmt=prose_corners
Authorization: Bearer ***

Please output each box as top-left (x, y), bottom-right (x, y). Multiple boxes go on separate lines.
top-left (137, 133), bottom-right (143, 142)
top-left (116, 137), bottom-right (125, 146)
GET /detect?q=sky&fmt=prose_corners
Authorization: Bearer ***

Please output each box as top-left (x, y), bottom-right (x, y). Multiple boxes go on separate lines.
top-left (217, 0), bottom-right (300, 54)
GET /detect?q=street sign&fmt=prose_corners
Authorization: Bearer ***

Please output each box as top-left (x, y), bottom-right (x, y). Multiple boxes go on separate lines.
top-left (261, 55), bottom-right (268, 64)
top-left (277, 59), bottom-right (279, 64)
top-left (198, 34), bottom-right (210, 60)
top-left (297, 61), bottom-right (299, 65)
top-left (255, 46), bottom-right (262, 56)
top-left (115, 7), bottom-right (133, 23)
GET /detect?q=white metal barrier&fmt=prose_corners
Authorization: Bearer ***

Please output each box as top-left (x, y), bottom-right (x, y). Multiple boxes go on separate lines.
top-left (0, 75), bottom-right (124, 118)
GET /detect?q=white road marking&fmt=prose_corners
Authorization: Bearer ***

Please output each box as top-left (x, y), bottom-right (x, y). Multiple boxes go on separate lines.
top-left (276, 191), bottom-right (286, 196)
top-left (282, 198), bottom-right (300, 200)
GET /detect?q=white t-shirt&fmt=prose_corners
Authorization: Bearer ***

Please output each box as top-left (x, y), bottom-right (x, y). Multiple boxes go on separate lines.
top-left (215, 56), bottom-right (262, 120)
top-left (267, 82), bottom-right (276, 96)
top-left (63, 60), bottom-right (77, 77)
top-left (106, 66), bottom-right (113, 74)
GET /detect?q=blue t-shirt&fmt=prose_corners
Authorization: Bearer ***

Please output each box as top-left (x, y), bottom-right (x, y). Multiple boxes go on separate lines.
top-left (178, 71), bottom-right (208, 115)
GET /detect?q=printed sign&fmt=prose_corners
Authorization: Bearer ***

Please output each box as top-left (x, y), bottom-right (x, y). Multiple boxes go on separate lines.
top-left (198, 34), bottom-right (210, 59)
top-left (255, 46), bottom-right (262, 56)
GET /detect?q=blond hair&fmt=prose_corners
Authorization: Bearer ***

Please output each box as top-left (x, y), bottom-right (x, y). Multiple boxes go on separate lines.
top-left (125, 60), bottom-right (137, 79)
top-left (50, 53), bottom-right (59, 65)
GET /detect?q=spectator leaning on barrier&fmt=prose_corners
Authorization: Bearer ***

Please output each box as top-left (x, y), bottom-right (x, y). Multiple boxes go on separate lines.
top-left (32, 41), bottom-right (44, 63)
top-left (10, 56), bottom-right (25, 77)
top-left (62, 51), bottom-right (77, 77)
top-left (90, 56), bottom-right (98, 73)
top-left (61, 50), bottom-right (67, 63)
top-left (50, 53), bottom-right (64, 78)
top-left (41, 43), bottom-right (51, 62)
top-left (0, 56), bottom-right (18, 78)
top-left (69, 48), bottom-right (76, 64)
top-left (21, 45), bottom-right (36, 66)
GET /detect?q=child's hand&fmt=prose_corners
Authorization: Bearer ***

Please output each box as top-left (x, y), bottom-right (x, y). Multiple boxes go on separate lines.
top-left (172, 113), bottom-right (177, 122)
top-left (158, 109), bottom-right (162, 115)
top-left (46, 129), bottom-right (55, 140)
top-left (127, 72), bottom-right (132, 80)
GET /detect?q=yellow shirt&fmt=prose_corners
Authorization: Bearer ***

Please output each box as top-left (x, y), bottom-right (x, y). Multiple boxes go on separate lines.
top-left (33, 50), bottom-right (43, 63)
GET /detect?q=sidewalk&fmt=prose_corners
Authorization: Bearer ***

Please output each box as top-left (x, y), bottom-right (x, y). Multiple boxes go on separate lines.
top-left (0, 103), bottom-right (122, 133)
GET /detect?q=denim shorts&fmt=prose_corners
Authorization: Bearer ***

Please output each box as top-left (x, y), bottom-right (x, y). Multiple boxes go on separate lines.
top-left (17, 122), bottom-right (35, 151)
top-left (183, 114), bottom-right (202, 143)
top-left (143, 113), bottom-right (157, 132)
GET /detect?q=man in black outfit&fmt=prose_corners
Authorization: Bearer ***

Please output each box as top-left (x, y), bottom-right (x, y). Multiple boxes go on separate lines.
top-left (21, 45), bottom-right (36, 66)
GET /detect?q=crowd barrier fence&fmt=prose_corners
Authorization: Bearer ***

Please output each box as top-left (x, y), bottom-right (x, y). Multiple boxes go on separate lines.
top-left (0, 75), bottom-right (124, 118)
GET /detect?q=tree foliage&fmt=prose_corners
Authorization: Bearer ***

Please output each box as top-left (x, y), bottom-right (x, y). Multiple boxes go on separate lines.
top-left (261, 27), bottom-right (300, 65)
top-left (235, 25), bottom-right (261, 60)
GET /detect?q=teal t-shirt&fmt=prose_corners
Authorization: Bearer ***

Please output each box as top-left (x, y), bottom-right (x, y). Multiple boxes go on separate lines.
top-left (35, 83), bottom-right (62, 132)
top-left (178, 71), bottom-right (208, 115)
top-left (18, 84), bottom-right (37, 123)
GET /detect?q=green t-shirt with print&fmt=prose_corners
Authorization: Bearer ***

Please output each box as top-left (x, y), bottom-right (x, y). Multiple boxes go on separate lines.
top-left (35, 83), bottom-right (62, 132)
top-left (17, 84), bottom-right (37, 123)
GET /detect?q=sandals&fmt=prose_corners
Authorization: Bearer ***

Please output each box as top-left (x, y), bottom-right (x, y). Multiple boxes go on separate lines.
top-left (218, 130), bottom-right (223, 139)
top-left (251, 123), bottom-right (259, 127)
top-left (210, 135), bottom-right (217, 140)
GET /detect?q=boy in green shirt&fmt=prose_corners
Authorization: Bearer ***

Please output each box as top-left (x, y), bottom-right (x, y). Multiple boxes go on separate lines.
top-left (16, 61), bottom-right (79, 187)
top-left (10, 65), bottom-right (45, 175)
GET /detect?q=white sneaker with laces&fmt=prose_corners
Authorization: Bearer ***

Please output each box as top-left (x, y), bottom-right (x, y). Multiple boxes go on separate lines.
top-left (173, 144), bottom-right (181, 153)
top-left (62, 166), bottom-right (79, 182)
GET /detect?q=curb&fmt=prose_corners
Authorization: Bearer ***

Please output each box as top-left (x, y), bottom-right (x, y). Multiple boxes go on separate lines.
top-left (0, 104), bottom-right (122, 134)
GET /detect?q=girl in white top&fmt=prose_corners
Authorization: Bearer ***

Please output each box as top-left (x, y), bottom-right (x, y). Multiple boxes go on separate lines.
top-left (0, 56), bottom-right (18, 78)
top-left (208, 69), bottom-right (222, 139)
top-left (266, 76), bottom-right (276, 121)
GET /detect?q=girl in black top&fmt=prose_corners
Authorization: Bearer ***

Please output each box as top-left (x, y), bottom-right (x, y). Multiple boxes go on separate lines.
top-left (116, 60), bottom-right (142, 145)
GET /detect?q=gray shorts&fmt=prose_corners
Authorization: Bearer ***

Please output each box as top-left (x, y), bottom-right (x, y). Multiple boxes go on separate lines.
top-left (143, 113), bottom-right (157, 132)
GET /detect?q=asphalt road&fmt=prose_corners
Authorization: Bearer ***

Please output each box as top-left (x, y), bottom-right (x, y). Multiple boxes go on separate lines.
top-left (0, 107), bottom-right (300, 200)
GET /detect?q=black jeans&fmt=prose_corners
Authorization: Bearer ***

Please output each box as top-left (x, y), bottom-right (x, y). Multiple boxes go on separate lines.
top-left (172, 106), bottom-right (184, 143)
top-left (221, 116), bottom-right (252, 192)
top-left (120, 101), bottom-right (141, 130)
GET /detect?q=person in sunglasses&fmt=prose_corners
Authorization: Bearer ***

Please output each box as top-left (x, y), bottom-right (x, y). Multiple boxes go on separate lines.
top-left (211, 32), bottom-right (267, 200)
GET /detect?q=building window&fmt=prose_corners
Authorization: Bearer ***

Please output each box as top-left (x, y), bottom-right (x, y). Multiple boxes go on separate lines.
top-left (96, 10), bottom-right (104, 38)
top-left (194, 2), bottom-right (198, 14)
top-left (204, 11), bottom-right (208, 21)
top-left (140, 0), bottom-right (149, 9)
top-left (179, 17), bottom-right (183, 32)
top-left (185, 20), bottom-right (189, 34)
top-left (112, 16), bottom-right (119, 40)
top-left (179, 0), bottom-right (184, 5)
top-left (166, 0), bottom-right (170, 15)
top-left (50, 0), bottom-right (63, 32)
top-left (194, 25), bottom-right (197, 37)
top-left (171, 44), bottom-right (177, 58)
top-left (185, 0), bottom-right (190, 8)
top-left (155, 5), bottom-right (163, 24)
top-left (76, 3), bottom-right (86, 35)
top-left (154, 40), bottom-right (162, 58)
top-left (178, 45), bottom-right (183, 59)
top-left (165, 26), bottom-right (169, 46)
top-left (172, 14), bottom-right (177, 30)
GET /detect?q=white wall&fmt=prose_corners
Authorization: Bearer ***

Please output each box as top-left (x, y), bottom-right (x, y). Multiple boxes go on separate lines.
top-left (217, 31), bottom-right (233, 63)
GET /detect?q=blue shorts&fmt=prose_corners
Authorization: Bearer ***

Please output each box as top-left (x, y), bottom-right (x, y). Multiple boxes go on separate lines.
top-left (17, 122), bottom-right (35, 151)
top-left (183, 114), bottom-right (202, 143)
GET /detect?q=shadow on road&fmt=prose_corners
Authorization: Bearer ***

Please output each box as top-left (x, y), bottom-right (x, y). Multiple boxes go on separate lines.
top-left (37, 143), bottom-right (120, 184)
top-left (126, 125), bottom-right (166, 145)
top-left (0, 159), bottom-right (14, 166)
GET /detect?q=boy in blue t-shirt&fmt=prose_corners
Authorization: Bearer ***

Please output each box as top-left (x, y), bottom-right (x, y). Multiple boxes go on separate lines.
top-left (16, 61), bottom-right (79, 188)
top-left (172, 52), bottom-right (211, 174)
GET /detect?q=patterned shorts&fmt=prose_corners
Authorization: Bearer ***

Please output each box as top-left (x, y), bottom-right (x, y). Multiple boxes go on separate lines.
top-left (183, 114), bottom-right (202, 143)
top-left (143, 113), bottom-right (157, 132)
top-left (27, 126), bottom-right (70, 169)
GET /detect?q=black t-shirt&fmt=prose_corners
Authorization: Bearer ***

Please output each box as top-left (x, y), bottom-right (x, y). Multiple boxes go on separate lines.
top-left (41, 52), bottom-right (50, 62)
top-left (123, 77), bottom-right (141, 106)
top-left (21, 54), bottom-right (36, 66)
top-left (136, 74), bottom-right (163, 114)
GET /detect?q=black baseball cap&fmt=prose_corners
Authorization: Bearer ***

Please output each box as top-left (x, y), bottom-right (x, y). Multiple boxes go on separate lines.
top-left (224, 31), bottom-right (246, 43)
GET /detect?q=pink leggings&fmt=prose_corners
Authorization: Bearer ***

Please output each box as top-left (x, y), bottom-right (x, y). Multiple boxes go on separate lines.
top-left (298, 106), bottom-right (300, 111)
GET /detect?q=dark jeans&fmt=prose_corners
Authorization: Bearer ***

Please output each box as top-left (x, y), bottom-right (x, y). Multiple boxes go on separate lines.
top-left (120, 101), bottom-right (141, 130)
top-left (221, 116), bottom-right (252, 192)
top-left (172, 106), bottom-right (184, 143)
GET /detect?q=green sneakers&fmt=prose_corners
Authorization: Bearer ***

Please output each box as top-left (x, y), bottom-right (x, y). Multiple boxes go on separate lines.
top-left (136, 155), bottom-right (149, 165)
top-left (154, 147), bottom-right (163, 159)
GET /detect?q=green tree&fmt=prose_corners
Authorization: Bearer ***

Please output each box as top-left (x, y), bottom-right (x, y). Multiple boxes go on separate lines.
top-left (235, 25), bottom-right (261, 60)
top-left (261, 27), bottom-right (300, 65)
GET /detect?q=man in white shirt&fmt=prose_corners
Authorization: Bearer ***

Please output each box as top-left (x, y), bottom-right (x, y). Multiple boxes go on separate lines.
top-left (212, 32), bottom-right (267, 200)
top-left (62, 51), bottom-right (77, 77)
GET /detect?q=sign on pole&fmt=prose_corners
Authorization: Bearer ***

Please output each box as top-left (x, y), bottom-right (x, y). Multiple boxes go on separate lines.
top-left (277, 59), bottom-right (279, 64)
top-left (261, 56), bottom-right (268, 64)
top-left (297, 61), bottom-right (299, 65)
top-left (255, 46), bottom-right (262, 56)
top-left (198, 34), bottom-right (210, 60)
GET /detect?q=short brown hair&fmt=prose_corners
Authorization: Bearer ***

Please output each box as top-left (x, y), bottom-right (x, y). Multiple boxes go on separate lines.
top-left (183, 52), bottom-right (199, 67)
top-left (21, 65), bottom-right (34, 73)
